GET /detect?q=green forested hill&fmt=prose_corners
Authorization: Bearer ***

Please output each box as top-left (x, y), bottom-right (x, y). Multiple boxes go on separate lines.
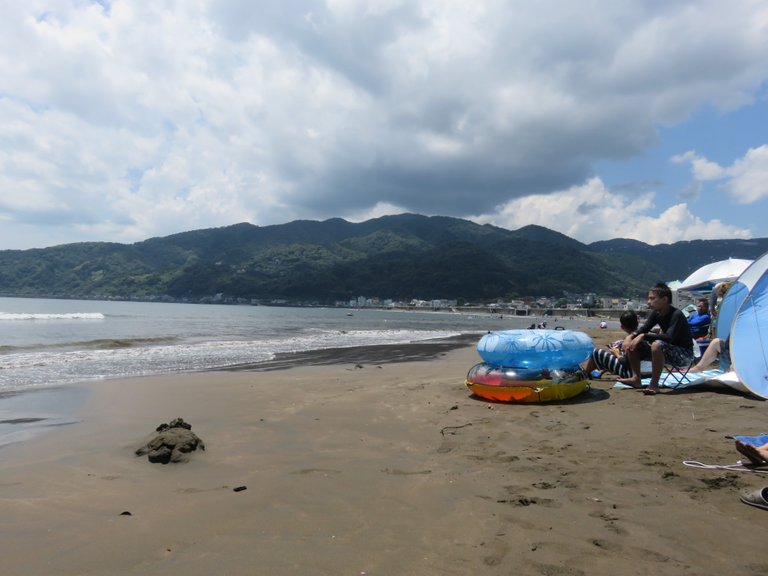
top-left (1, 214), bottom-right (767, 303)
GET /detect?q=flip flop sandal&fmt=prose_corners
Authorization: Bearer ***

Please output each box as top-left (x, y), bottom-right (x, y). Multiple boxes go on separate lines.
top-left (740, 487), bottom-right (768, 511)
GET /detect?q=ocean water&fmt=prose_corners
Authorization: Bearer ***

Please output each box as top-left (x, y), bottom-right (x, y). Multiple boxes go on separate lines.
top-left (0, 297), bottom-right (609, 447)
top-left (0, 297), bottom-right (545, 394)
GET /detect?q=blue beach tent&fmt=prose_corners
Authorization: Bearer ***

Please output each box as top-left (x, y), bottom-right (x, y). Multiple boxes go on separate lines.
top-left (716, 253), bottom-right (768, 343)
top-left (729, 252), bottom-right (768, 400)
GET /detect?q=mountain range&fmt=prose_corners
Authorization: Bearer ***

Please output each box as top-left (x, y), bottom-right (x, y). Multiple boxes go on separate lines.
top-left (1, 214), bottom-right (767, 304)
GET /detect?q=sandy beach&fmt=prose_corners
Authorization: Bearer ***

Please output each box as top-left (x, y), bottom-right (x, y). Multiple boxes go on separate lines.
top-left (2, 327), bottom-right (768, 575)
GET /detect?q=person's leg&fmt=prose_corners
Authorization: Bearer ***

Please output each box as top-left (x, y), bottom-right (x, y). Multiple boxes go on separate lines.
top-left (691, 338), bottom-right (721, 372)
top-left (583, 353), bottom-right (597, 375)
top-left (644, 341), bottom-right (665, 395)
top-left (617, 348), bottom-right (643, 388)
top-left (592, 348), bottom-right (631, 378)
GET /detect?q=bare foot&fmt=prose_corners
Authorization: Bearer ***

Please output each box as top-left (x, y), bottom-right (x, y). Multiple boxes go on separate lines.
top-left (735, 440), bottom-right (768, 466)
top-left (617, 376), bottom-right (642, 389)
top-left (642, 387), bottom-right (659, 396)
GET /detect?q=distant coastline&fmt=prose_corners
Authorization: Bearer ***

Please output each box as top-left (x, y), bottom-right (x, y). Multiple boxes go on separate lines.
top-left (0, 292), bottom-right (632, 320)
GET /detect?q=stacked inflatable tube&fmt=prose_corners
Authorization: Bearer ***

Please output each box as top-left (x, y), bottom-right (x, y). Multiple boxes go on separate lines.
top-left (466, 329), bottom-right (593, 403)
top-left (465, 363), bottom-right (589, 403)
top-left (476, 329), bottom-right (594, 368)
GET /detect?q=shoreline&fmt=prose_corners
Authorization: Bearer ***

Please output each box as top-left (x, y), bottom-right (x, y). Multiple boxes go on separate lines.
top-left (222, 332), bottom-right (481, 371)
top-left (0, 386), bottom-right (89, 449)
top-left (0, 328), bottom-right (623, 452)
top-left (3, 327), bottom-right (767, 574)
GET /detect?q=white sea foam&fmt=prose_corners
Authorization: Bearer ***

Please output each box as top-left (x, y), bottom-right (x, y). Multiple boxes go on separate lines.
top-left (0, 312), bottom-right (105, 321)
top-left (0, 328), bottom-right (462, 392)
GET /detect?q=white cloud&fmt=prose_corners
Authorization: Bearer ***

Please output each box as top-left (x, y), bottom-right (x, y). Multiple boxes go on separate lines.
top-left (345, 201), bottom-right (409, 223)
top-left (471, 177), bottom-right (752, 244)
top-left (672, 145), bottom-right (768, 204)
top-left (725, 145), bottom-right (768, 203)
top-left (672, 150), bottom-right (727, 181)
top-left (0, 0), bottom-right (767, 248)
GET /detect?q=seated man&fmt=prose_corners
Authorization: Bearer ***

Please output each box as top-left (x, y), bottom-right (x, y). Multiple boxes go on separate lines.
top-left (583, 311), bottom-right (638, 379)
top-left (687, 298), bottom-right (711, 339)
top-left (618, 282), bottom-right (695, 395)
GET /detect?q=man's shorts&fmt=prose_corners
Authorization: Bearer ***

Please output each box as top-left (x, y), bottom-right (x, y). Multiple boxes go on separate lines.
top-left (635, 340), bottom-right (694, 367)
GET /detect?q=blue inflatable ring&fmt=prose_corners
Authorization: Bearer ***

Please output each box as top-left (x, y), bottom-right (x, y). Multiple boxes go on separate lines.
top-left (477, 329), bottom-right (593, 369)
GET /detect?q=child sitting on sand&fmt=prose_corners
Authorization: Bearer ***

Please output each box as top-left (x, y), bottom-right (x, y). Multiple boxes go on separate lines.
top-left (583, 310), bottom-right (639, 380)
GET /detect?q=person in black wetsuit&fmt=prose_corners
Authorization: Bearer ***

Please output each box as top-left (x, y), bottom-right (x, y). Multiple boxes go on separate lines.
top-left (617, 282), bottom-right (694, 395)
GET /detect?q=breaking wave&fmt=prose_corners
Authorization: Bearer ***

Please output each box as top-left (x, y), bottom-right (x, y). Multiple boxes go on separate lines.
top-left (0, 312), bottom-right (105, 321)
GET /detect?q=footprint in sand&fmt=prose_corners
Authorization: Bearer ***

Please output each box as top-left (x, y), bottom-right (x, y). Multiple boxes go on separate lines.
top-left (699, 474), bottom-right (745, 489)
top-left (175, 486), bottom-right (229, 494)
top-left (436, 438), bottom-right (455, 454)
top-left (496, 495), bottom-right (559, 508)
top-left (589, 510), bottom-right (627, 536)
top-left (466, 451), bottom-right (520, 464)
top-left (544, 421), bottom-right (567, 432)
top-left (481, 540), bottom-right (509, 567)
top-left (536, 563), bottom-right (586, 576)
top-left (381, 468), bottom-right (432, 476)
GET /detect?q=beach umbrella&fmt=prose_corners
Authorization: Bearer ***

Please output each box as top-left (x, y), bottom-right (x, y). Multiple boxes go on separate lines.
top-left (727, 252), bottom-right (768, 399)
top-left (677, 258), bottom-right (753, 292)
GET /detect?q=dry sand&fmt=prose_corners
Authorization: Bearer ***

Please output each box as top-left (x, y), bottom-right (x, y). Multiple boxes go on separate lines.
top-left (2, 328), bottom-right (768, 575)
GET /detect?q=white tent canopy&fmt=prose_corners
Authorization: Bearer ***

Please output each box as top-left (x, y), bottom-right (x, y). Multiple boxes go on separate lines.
top-left (677, 258), bottom-right (753, 292)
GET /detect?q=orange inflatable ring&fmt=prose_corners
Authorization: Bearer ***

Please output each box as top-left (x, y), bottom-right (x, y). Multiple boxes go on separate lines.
top-left (465, 362), bottom-right (588, 403)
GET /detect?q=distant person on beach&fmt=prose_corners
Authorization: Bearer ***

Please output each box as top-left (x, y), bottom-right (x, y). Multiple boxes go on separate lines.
top-left (617, 282), bottom-right (694, 395)
top-left (687, 298), bottom-right (711, 339)
top-left (709, 281), bottom-right (733, 335)
top-left (583, 311), bottom-right (638, 379)
top-left (709, 281), bottom-right (733, 317)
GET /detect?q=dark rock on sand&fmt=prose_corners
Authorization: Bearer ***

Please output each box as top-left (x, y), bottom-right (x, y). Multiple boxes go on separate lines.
top-left (135, 418), bottom-right (205, 464)
top-left (156, 417), bottom-right (191, 432)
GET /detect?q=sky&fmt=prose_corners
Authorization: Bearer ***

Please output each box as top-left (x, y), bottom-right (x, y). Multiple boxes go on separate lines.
top-left (1, 0), bottom-right (768, 250)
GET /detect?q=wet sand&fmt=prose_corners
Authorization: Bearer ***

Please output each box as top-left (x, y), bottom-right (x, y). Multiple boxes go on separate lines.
top-left (1, 327), bottom-right (768, 575)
